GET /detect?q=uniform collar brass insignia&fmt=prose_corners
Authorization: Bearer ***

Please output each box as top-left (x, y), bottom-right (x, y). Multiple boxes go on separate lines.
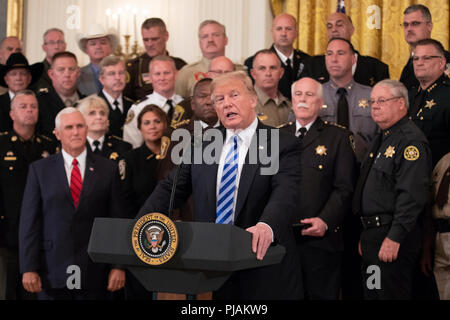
top-left (41, 151), bottom-right (50, 158)
top-left (109, 152), bottom-right (119, 160)
top-left (11, 136), bottom-right (17, 142)
top-left (107, 142), bottom-right (113, 147)
top-left (384, 146), bottom-right (395, 158)
top-left (358, 99), bottom-right (369, 108)
top-left (315, 145), bottom-right (327, 156)
top-left (424, 99), bottom-right (436, 109)
top-left (257, 113), bottom-right (268, 121)
top-left (369, 77), bottom-right (375, 86)
top-left (36, 137), bottom-right (41, 143)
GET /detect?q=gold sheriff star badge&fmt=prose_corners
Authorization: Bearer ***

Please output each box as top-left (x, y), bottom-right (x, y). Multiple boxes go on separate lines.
top-left (315, 145), bottom-right (327, 156)
top-left (384, 146), bottom-right (395, 158)
top-left (425, 99), bottom-right (436, 109)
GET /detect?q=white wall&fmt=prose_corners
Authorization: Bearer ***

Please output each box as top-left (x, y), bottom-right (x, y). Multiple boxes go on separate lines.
top-left (23, 0), bottom-right (273, 66)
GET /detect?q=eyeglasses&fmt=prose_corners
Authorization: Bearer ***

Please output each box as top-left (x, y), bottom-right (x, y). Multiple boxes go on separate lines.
top-left (369, 96), bottom-right (401, 107)
top-left (412, 55), bottom-right (444, 63)
top-left (400, 21), bottom-right (428, 28)
top-left (44, 40), bottom-right (66, 46)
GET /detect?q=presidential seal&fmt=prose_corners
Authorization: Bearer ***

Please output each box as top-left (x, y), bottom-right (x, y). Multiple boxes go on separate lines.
top-left (132, 213), bottom-right (178, 266)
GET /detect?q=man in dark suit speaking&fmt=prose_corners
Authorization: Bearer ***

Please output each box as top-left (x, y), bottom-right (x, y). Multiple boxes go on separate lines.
top-left (19, 107), bottom-right (126, 300)
top-left (137, 71), bottom-right (303, 299)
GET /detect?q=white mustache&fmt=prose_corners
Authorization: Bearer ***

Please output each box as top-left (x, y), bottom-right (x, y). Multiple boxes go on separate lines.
top-left (296, 102), bottom-right (309, 109)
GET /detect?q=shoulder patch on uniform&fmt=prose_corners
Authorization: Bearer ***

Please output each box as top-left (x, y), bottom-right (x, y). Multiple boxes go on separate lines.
top-left (118, 159), bottom-right (126, 181)
top-left (404, 145), bottom-right (420, 161)
top-left (349, 134), bottom-right (356, 153)
top-left (125, 110), bottom-right (135, 124)
top-left (171, 119), bottom-right (190, 129)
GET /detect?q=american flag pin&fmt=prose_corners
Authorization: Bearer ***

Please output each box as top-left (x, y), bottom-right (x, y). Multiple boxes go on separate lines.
top-left (89, 167), bottom-right (94, 171)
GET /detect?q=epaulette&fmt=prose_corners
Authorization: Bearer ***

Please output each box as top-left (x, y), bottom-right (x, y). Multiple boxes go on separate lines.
top-left (324, 121), bottom-right (347, 130)
top-left (38, 134), bottom-right (53, 142)
top-left (276, 122), bottom-right (293, 129)
top-left (171, 119), bottom-right (190, 129)
top-left (0, 131), bottom-right (9, 136)
top-left (110, 135), bottom-right (124, 141)
top-left (123, 96), bottom-right (135, 104)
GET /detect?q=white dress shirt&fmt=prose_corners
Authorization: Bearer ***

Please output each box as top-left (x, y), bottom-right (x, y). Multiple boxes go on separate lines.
top-left (87, 135), bottom-right (105, 152)
top-left (102, 90), bottom-right (124, 113)
top-left (295, 119), bottom-right (315, 137)
top-left (61, 148), bottom-right (87, 185)
top-left (273, 46), bottom-right (294, 68)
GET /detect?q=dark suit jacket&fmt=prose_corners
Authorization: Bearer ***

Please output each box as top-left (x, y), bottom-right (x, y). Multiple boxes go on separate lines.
top-left (37, 86), bottom-right (84, 137)
top-left (18, 151), bottom-right (126, 290)
top-left (0, 93), bottom-right (12, 132)
top-left (137, 121), bottom-right (303, 299)
top-left (301, 52), bottom-right (390, 87)
top-left (244, 44), bottom-right (310, 99)
top-left (97, 91), bottom-right (134, 138)
top-left (281, 118), bottom-right (357, 252)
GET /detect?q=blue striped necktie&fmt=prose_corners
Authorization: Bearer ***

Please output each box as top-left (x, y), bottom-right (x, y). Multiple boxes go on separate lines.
top-left (216, 135), bottom-right (239, 224)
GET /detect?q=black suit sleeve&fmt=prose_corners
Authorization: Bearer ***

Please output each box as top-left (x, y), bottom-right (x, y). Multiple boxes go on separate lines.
top-left (317, 132), bottom-right (357, 230)
top-left (258, 134), bottom-right (302, 241)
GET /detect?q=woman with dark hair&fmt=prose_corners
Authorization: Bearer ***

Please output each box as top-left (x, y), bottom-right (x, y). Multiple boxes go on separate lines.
top-left (120, 104), bottom-right (172, 218)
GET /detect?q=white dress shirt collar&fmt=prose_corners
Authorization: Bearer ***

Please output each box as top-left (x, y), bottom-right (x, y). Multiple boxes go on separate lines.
top-left (61, 148), bottom-right (87, 183)
top-left (102, 90), bottom-right (123, 112)
top-left (273, 46), bottom-right (294, 67)
top-left (87, 135), bottom-right (105, 151)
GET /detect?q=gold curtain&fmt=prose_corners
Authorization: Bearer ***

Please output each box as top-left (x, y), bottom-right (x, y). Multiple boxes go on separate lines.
top-left (271, 0), bottom-right (450, 79)
top-left (6, 0), bottom-right (23, 39)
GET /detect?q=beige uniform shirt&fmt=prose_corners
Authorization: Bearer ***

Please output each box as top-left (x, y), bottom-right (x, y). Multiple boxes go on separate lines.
top-left (254, 86), bottom-right (291, 128)
top-left (175, 57), bottom-right (211, 98)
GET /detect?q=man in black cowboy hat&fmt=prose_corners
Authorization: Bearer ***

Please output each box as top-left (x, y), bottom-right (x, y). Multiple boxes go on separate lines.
top-left (0, 52), bottom-right (43, 132)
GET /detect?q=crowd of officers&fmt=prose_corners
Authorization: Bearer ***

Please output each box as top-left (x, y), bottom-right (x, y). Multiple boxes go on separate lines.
top-left (0, 3), bottom-right (449, 300)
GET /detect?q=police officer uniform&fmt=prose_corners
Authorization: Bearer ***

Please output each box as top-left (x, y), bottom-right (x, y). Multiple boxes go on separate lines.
top-left (301, 52), bottom-right (390, 87)
top-left (321, 80), bottom-right (376, 162)
top-left (97, 90), bottom-right (135, 138)
top-left (353, 116), bottom-right (431, 300)
top-left (0, 131), bottom-right (56, 299)
top-left (86, 135), bottom-right (132, 162)
top-left (244, 45), bottom-right (310, 99)
top-left (37, 86), bottom-right (85, 138)
top-left (255, 87), bottom-right (291, 128)
top-left (409, 73), bottom-right (450, 166)
top-left (280, 118), bottom-right (357, 299)
top-left (124, 52), bottom-right (187, 101)
top-left (400, 50), bottom-right (450, 91)
top-left (123, 92), bottom-right (189, 148)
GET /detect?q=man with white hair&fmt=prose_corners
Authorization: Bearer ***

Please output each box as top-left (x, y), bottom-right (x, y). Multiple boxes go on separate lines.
top-left (76, 24), bottom-right (118, 96)
top-left (280, 77), bottom-right (357, 299)
top-left (353, 79), bottom-right (431, 300)
top-left (19, 107), bottom-right (127, 300)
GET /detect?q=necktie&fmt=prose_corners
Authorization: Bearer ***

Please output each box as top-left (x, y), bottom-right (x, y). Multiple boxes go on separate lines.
top-left (93, 140), bottom-right (101, 154)
top-left (337, 88), bottom-right (349, 128)
top-left (285, 58), bottom-right (294, 80)
top-left (113, 100), bottom-right (122, 114)
top-left (70, 159), bottom-right (82, 208)
top-left (352, 133), bottom-right (382, 215)
top-left (166, 99), bottom-right (174, 121)
top-left (216, 135), bottom-right (239, 224)
top-left (297, 127), bottom-right (307, 140)
top-left (436, 166), bottom-right (450, 209)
